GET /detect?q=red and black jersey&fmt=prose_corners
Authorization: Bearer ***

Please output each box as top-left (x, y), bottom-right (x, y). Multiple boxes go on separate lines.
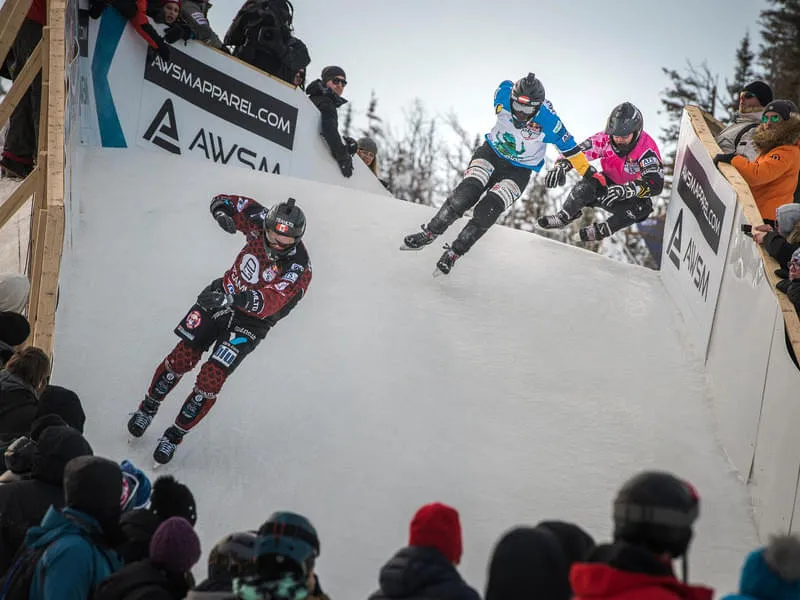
top-left (216, 195), bottom-right (311, 321)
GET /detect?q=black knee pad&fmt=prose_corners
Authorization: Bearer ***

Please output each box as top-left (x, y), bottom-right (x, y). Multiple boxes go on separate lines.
top-left (474, 193), bottom-right (507, 228)
top-left (448, 178), bottom-right (485, 214)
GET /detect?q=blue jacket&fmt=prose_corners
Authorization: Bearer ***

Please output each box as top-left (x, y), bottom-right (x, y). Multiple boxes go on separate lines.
top-left (25, 506), bottom-right (124, 600)
top-left (722, 548), bottom-right (800, 600)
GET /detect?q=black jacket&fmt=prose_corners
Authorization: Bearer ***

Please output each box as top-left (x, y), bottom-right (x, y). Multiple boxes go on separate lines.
top-left (35, 384), bottom-right (86, 433)
top-left (0, 425), bottom-right (92, 572)
top-left (117, 508), bottom-right (161, 564)
top-left (0, 370), bottom-right (38, 443)
top-left (763, 231), bottom-right (799, 270)
top-left (369, 547), bottom-right (481, 600)
top-left (306, 79), bottom-right (349, 162)
top-left (0, 341), bottom-right (14, 367)
top-left (95, 559), bottom-right (189, 600)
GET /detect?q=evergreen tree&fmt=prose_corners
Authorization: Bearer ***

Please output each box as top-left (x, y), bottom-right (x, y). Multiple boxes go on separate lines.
top-left (759, 0), bottom-right (800, 104)
top-left (725, 33), bottom-right (757, 121)
top-left (341, 103), bottom-right (353, 139)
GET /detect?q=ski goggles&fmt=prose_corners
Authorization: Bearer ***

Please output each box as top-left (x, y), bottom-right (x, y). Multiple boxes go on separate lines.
top-left (266, 229), bottom-right (297, 249)
top-left (511, 97), bottom-right (542, 120)
top-left (761, 114), bottom-right (782, 123)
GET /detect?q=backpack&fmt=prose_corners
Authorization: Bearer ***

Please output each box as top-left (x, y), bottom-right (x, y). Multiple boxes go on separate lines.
top-left (224, 0), bottom-right (294, 50)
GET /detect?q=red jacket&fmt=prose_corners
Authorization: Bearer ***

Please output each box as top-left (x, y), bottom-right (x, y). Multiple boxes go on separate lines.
top-left (27, 0), bottom-right (46, 25)
top-left (571, 562), bottom-right (713, 600)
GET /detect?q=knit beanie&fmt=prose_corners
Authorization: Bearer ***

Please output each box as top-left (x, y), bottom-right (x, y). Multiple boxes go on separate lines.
top-left (151, 475), bottom-right (197, 525)
top-left (764, 534), bottom-right (800, 581)
top-left (408, 502), bottom-right (462, 564)
top-left (357, 136), bottom-right (378, 155)
top-left (763, 99), bottom-right (799, 122)
top-left (321, 66), bottom-right (346, 83)
top-left (149, 516), bottom-right (202, 574)
top-left (162, 0), bottom-right (181, 6)
top-left (743, 81), bottom-right (773, 107)
top-left (0, 311), bottom-right (30, 346)
top-left (791, 246), bottom-right (800, 266)
top-left (0, 274), bottom-right (30, 313)
top-left (63, 456), bottom-right (122, 520)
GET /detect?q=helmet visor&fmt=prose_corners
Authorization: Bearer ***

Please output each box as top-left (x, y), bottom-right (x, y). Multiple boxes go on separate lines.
top-left (266, 229), bottom-right (297, 250)
top-left (511, 97), bottom-right (541, 121)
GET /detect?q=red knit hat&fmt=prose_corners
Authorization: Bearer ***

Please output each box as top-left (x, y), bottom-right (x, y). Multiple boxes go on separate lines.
top-left (408, 502), bottom-right (463, 564)
top-left (162, 0), bottom-right (181, 6)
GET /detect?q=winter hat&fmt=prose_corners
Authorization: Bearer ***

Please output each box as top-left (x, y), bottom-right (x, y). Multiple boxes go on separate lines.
top-left (357, 136), bottom-right (378, 155)
top-left (485, 526), bottom-right (571, 600)
top-left (0, 274), bottom-right (30, 313)
top-left (742, 81), bottom-right (773, 107)
top-left (738, 535), bottom-right (800, 599)
top-left (151, 475), bottom-right (197, 525)
top-left (791, 247), bottom-right (800, 266)
top-left (763, 99), bottom-right (799, 122)
top-left (120, 459), bottom-right (152, 511)
top-left (63, 455), bottom-right (123, 519)
top-left (776, 204), bottom-right (800, 237)
top-left (321, 66), bottom-right (346, 83)
top-left (149, 516), bottom-right (202, 574)
top-left (408, 502), bottom-right (462, 564)
top-left (32, 425), bottom-right (93, 485)
top-left (36, 385), bottom-right (86, 432)
top-left (162, 0), bottom-right (181, 6)
top-left (0, 311), bottom-right (30, 346)
top-left (29, 413), bottom-right (68, 441)
top-left (536, 520), bottom-right (596, 566)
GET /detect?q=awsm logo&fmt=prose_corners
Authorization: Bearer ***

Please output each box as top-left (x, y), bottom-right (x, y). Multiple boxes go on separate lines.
top-left (666, 209), bottom-right (684, 269)
top-left (143, 99), bottom-right (181, 154)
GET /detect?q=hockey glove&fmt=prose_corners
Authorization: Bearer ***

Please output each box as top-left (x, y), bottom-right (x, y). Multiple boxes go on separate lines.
top-left (213, 211), bottom-right (237, 234)
top-left (197, 289), bottom-right (234, 311)
top-left (713, 152), bottom-right (736, 166)
top-left (343, 136), bottom-right (359, 156)
top-left (583, 165), bottom-right (607, 194)
top-left (338, 157), bottom-right (354, 178)
top-left (602, 184), bottom-right (636, 208)
top-left (544, 159), bottom-right (572, 188)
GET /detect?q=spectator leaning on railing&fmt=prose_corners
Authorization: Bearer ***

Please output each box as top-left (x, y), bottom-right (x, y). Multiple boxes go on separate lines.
top-left (716, 81), bottom-right (773, 161)
top-left (307, 67), bottom-right (358, 179)
top-left (715, 100), bottom-right (800, 224)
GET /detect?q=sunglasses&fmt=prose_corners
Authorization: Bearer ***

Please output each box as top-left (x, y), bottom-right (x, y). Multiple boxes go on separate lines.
top-left (331, 77), bottom-right (347, 87)
top-left (740, 91), bottom-right (756, 99)
top-left (762, 114), bottom-right (782, 123)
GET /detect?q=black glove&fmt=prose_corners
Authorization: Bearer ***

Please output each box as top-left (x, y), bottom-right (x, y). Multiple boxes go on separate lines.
top-left (197, 288), bottom-right (234, 310)
top-left (776, 278), bottom-right (791, 294)
top-left (714, 152), bottom-right (736, 166)
top-left (155, 40), bottom-right (171, 60)
top-left (544, 159), bottom-right (572, 188)
top-left (602, 184), bottom-right (636, 208)
top-left (583, 165), bottom-right (607, 194)
top-left (164, 23), bottom-right (194, 44)
top-left (338, 157), bottom-right (353, 178)
top-left (213, 211), bottom-right (237, 234)
top-left (343, 136), bottom-right (359, 156)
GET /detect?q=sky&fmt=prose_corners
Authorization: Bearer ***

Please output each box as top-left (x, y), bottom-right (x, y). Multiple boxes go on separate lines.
top-left (208, 0), bottom-right (770, 149)
top-left (53, 145), bottom-right (760, 595)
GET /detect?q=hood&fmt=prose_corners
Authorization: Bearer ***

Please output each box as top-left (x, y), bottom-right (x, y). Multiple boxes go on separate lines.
top-left (739, 544), bottom-right (800, 600)
top-left (377, 546), bottom-right (467, 600)
top-left (735, 111), bottom-right (763, 124)
top-left (0, 341), bottom-right (13, 367)
top-left (0, 370), bottom-right (36, 397)
top-left (118, 508), bottom-right (160, 563)
top-left (776, 204), bottom-right (800, 237)
top-left (96, 559), bottom-right (179, 599)
top-left (753, 116), bottom-right (800, 154)
top-left (24, 505), bottom-right (103, 550)
top-left (31, 425), bottom-right (93, 486)
top-left (306, 79), bottom-right (347, 107)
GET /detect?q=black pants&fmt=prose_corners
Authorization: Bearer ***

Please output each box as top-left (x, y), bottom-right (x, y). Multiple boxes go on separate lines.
top-left (427, 142), bottom-right (531, 255)
top-left (3, 19), bottom-right (43, 161)
top-left (561, 173), bottom-right (653, 234)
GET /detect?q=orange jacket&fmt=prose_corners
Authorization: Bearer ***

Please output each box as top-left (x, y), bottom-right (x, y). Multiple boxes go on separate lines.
top-left (731, 145), bottom-right (800, 221)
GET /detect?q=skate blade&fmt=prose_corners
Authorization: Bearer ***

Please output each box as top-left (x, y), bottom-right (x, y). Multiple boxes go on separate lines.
top-left (432, 266), bottom-right (448, 278)
top-left (399, 244), bottom-right (427, 251)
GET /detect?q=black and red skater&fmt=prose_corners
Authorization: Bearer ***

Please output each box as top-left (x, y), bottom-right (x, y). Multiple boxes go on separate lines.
top-left (127, 195), bottom-right (311, 465)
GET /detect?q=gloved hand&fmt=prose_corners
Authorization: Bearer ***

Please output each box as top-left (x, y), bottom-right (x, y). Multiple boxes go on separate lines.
top-left (544, 159), bottom-right (572, 188)
top-left (343, 136), bottom-right (359, 156)
top-left (338, 157), bottom-right (353, 178)
top-left (714, 152), bottom-right (736, 166)
top-left (602, 184), bottom-right (636, 208)
top-left (583, 165), bottom-right (607, 193)
top-left (155, 40), bottom-right (171, 61)
top-left (213, 210), bottom-right (237, 234)
top-left (197, 289), bottom-right (234, 310)
top-left (164, 23), bottom-right (194, 44)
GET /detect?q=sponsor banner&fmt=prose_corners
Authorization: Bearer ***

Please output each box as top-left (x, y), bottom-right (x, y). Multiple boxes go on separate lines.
top-left (661, 111), bottom-right (738, 355)
top-left (143, 48), bottom-right (298, 149)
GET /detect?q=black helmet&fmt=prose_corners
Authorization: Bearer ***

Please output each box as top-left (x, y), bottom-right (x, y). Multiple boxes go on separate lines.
top-left (263, 198), bottom-right (306, 258)
top-left (510, 73), bottom-right (545, 128)
top-left (208, 531), bottom-right (260, 581)
top-left (613, 471), bottom-right (699, 558)
top-left (605, 102), bottom-right (643, 156)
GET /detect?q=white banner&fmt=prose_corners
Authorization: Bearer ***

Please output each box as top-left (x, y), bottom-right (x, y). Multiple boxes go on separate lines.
top-left (661, 111), bottom-right (738, 354)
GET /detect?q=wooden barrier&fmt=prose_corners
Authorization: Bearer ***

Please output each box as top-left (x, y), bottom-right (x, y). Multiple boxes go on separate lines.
top-left (0, 0), bottom-right (66, 358)
top-left (686, 105), bottom-right (800, 361)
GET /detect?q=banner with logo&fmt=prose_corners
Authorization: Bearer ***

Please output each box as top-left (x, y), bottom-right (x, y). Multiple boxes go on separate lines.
top-left (661, 111), bottom-right (738, 354)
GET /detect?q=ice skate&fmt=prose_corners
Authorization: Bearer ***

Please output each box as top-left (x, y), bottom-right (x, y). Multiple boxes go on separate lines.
top-left (401, 225), bottom-right (437, 250)
top-left (573, 222), bottom-right (611, 243)
top-left (537, 209), bottom-right (579, 230)
top-left (127, 396), bottom-right (160, 439)
top-left (153, 426), bottom-right (185, 467)
top-left (434, 245), bottom-right (461, 277)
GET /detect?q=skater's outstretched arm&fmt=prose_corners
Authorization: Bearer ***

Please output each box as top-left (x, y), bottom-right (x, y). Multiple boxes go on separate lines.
top-left (209, 194), bottom-right (266, 236)
top-left (537, 105), bottom-right (593, 177)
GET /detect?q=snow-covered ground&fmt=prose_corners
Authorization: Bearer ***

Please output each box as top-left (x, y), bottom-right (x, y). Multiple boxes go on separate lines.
top-left (39, 146), bottom-right (759, 597)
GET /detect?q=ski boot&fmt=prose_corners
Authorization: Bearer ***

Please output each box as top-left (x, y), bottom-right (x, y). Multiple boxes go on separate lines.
top-left (537, 209), bottom-right (579, 230)
top-left (127, 396), bottom-right (160, 438)
top-left (402, 225), bottom-right (437, 250)
top-left (153, 425), bottom-right (186, 466)
top-left (434, 245), bottom-right (461, 276)
top-left (573, 222), bottom-right (612, 243)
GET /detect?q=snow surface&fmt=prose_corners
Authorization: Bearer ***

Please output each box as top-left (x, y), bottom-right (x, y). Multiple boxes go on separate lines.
top-left (49, 147), bottom-right (758, 596)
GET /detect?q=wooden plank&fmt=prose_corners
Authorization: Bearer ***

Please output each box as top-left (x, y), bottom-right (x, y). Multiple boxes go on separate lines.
top-left (0, 41), bottom-right (42, 129)
top-left (0, 0), bottom-right (34, 77)
top-left (0, 165), bottom-right (40, 229)
top-left (686, 105), bottom-right (800, 362)
top-left (26, 207), bottom-right (47, 328)
top-left (31, 209), bottom-right (63, 355)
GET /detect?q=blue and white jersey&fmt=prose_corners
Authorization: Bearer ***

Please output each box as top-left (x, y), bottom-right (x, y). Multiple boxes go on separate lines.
top-left (485, 80), bottom-right (581, 172)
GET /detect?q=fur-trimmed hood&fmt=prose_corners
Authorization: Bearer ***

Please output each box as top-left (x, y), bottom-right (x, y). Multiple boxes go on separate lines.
top-left (753, 116), bottom-right (800, 154)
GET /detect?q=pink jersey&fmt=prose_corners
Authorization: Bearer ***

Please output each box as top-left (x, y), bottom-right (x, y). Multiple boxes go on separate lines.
top-left (578, 131), bottom-right (663, 185)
